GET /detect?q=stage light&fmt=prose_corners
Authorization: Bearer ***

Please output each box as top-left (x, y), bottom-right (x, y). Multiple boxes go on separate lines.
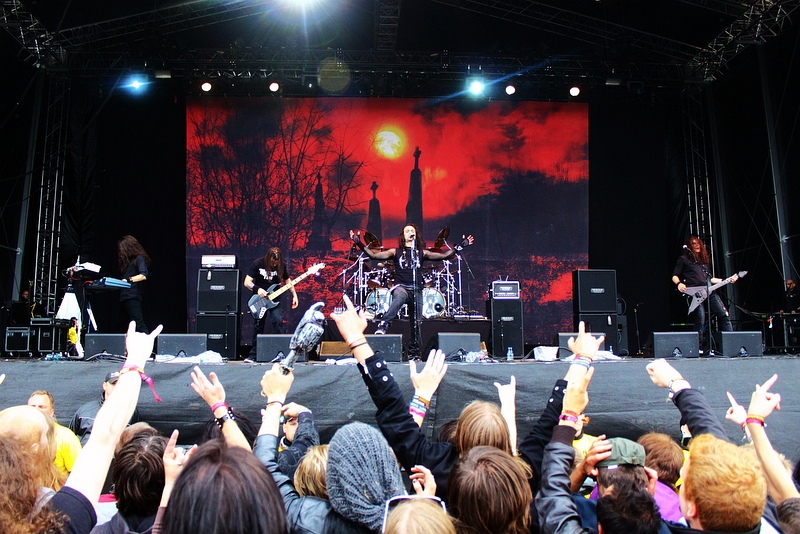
top-left (123, 76), bottom-right (148, 93)
top-left (569, 86), bottom-right (581, 97)
top-left (467, 79), bottom-right (485, 96)
top-left (505, 84), bottom-right (516, 95)
top-left (268, 81), bottom-right (280, 93)
top-left (201, 82), bottom-right (212, 92)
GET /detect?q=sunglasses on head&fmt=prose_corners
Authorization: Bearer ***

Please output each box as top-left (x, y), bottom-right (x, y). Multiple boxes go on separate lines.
top-left (382, 495), bottom-right (447, 532)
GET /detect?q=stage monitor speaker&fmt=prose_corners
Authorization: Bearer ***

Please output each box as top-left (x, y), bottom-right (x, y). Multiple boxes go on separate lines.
top-left (256, 334), bottom-right (296, 363)
top-left (573, 269), bottom-right (617, 313)
top-left (576, 313), bottom-right (618, 354)
top-left (437, 332), bottom-right (481, 358)
top-left (556, 332), bottom-right (606, 358)
top-left (650, 332), bottom-right (699, 359)
top-left (197, 269), bottom-right (240, 313)
top-left (157, 334), bottom-right (207, 357)
top-left (718, 331), bottom-right (763, 357)
top-left (366, 334), bottom-right (403, 361)
top-left (196, 313), bottom-right (239, 360)
top-left (489, 299), bottom-right (524, 358)
top-left (85, 333), bottom-right (127, 356)
top-left (5, 327), bottom-right (31, 352)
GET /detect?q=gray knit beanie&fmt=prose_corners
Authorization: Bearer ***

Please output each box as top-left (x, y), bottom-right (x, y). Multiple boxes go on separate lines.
top-left (326, 422), bottom-right (406, 531)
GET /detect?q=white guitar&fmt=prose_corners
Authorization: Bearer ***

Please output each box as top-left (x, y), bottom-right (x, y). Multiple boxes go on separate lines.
top-left (684, 270), bottom-right (747, 313)
top-left (247, 263), bottom-right (326, 319)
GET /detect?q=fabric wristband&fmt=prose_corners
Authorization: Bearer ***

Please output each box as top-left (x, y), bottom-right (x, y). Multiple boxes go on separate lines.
top-left (210, 401), bottom-right (229, 413)
top-left (121, 364), bottom-right (161, 402)
top-left (559, 414), bottom-right (579, 423)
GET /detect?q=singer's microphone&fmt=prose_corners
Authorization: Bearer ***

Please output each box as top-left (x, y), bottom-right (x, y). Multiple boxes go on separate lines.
top-left (682, 245), bottom-right (689, 250)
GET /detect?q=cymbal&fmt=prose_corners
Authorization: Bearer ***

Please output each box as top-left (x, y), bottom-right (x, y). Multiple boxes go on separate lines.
top-left (364, 231), bottom-right (381, 249)
top-left (433, 226), bottom-right (450, 250)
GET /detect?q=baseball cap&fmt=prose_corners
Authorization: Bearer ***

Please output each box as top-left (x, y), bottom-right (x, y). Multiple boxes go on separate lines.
top-left (596, 437), bottom-right (646, 469)
top-left (105, 371), bottom-right (120, 384)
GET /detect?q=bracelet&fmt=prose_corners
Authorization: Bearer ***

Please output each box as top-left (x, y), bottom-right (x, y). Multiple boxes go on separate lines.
top-left (210, 401), bottom-right (229, 413)
top-left (409, 399), bottom-right (428, 414)
top-left (574, 353), bottom-right (593, 361)
top-left (409, 406), bottom-right (427, 419)
top-left (745, 417), bottom-right (766, 427)
top-left (562, 409), bottom-right (580, 418)
top-left (571, 358), bottom-right (591, 369)
top-left (266, 400), bottom-right (284, 408)
top-left (120, 365), bottom-right (161, 402)
top-left (215, 409), bottom-right (236, 428)
top-left (350, 341), bottom-right (369, 350)
top-left (345, 335), bottom-right (366, 346)
top-left (668, 377), bottom-right (687, 390)
top-left (559, 414), bottom-right (579, 423)
top-left (412, 394), bottom-right (430, 408)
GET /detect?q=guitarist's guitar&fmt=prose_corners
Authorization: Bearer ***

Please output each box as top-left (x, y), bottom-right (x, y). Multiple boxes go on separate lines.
top-left (684, 270), bottom-right (747, 314)
top-left (248, 263), bottom-right (325, 319)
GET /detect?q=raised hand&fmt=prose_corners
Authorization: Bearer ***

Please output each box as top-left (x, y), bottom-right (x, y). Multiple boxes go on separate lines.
top-left (567, 321), bottom-right (604, 360)
top-left (646, 359), bottom-right (685, 389)
top-left (124, 321), bottom-right (163, 367)
top-left (725, 391), bottom-right (747, 427)
top-left (190, 366), bottom-right (226, 408)
top-left (409, 464), bottom-right (437, 496)
top-left (261, 363), bottom-right (294, 403)
top-left (748, 374), bottom-right (781, 420)
top-left (410, 349), bottom-right (448, 400)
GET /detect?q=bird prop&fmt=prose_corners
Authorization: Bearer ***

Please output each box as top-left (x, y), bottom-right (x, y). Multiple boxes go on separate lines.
top-left (280, 301), bottom-right (326, 374)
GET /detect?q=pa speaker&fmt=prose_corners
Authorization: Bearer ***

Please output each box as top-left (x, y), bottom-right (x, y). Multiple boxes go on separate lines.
top-left (85, 334), bottom-right (127, 356)
top-left (650, 332), bottom-right (699, 359)
top-left (157, 334), bottom-right (207, 357)
top-left (196, 313), bottom-right (239, 360)
top-left (489, 299), bottom-right (524, 358)
top-left (576, 313), bottom-right (618, 354)
top-left (573, 269), bottom-right (617, 313)
top-left (718, 331), bottom-right (763, 357)
top-left (256, 334), bottom-right (296, 363)
top-left (437, 332), bottom-right (481, 358)
top-left (197, 269), bottom-right (240, 313)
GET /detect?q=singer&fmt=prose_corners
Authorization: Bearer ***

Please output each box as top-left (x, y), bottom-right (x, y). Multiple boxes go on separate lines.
top-left (351, 223), bottom-right (474, 358)
top-left (671, 235), bottom-right (738, 352)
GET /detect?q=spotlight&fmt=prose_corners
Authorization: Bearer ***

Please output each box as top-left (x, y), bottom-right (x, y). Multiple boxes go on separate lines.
top-left (201, 82), bottom-right (212, 92)
top-left (569, 86), bottom-right (581, 97)
top-left (467, 79), bottom-right (485, 96)
top-left (505, 84), bottom-right (516, 96)
top-left (268, 81), bottom-right (280, 93)
top-left (124, 76), bottom-right (148, 92)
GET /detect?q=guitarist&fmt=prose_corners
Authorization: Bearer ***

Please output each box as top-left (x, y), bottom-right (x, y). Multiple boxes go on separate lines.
top-left (244, 247), bottom-right (299, 358)
top-left (671, 235), bottom-right (738, 351)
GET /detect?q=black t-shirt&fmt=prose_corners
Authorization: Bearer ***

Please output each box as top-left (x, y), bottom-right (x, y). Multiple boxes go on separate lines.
top-left (120, 255), bottom-right (148, 302)
top-left (51, 486), bottom-right (97, 534)
top-left (672, 255), bottom-right (710, 287)
top-left (248, 258), bottom-right (290, 293)
top-left (783, 289), bottom-right (800, 312)
top-left (391, 247), bottom-right (424, 286)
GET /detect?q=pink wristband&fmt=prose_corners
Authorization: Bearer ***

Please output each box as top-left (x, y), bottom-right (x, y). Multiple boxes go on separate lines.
top-left (211, 401), bottom-right (229, 413)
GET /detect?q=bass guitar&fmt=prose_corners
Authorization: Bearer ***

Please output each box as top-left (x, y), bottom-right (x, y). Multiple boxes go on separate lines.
top-left (247, 263), bottom-right (326, 319)
top-left (684, 270), bottom-right (747, 313)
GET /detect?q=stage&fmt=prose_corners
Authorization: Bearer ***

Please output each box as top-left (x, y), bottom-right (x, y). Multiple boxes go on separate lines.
top-left (1, 355), bottom-right (798, 463)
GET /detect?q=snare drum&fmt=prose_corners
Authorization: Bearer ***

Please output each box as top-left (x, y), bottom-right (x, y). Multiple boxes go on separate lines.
top-left (365, 288), bottom-right (392, 317)
top-left (421, 288), bottom-right (446, 318)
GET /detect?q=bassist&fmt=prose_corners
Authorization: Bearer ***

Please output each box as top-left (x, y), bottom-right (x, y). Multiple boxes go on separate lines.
top-left (244, 247), bottom-right (299, 358)
top-left (671, 235), bottom-right (738, 351)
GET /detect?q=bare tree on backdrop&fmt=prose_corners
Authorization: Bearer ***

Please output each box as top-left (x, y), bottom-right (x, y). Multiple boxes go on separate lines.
top-left (186, 99), bottom-right (370, 257)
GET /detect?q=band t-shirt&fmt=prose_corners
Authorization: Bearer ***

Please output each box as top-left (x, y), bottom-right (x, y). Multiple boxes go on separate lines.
top-left (248, 258), bottom-right (290, 294)
top-left (392, 248), bottom-right (423, 287)
top-left (672, 255), bottom-right (709, 287)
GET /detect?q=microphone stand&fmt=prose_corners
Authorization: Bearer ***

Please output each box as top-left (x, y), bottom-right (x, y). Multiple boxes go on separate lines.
top-left (407, 243), bottom-right (422, 360)
top-left (634, 303), bottom-right (643, 355)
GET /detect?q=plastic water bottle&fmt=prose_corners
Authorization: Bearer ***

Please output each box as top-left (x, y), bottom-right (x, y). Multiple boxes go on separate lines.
top-left (506, 346), bottom-right (514, 361)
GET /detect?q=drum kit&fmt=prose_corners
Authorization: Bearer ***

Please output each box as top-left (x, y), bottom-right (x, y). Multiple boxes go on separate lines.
top-left (341, 227), bottom-right (467, 319)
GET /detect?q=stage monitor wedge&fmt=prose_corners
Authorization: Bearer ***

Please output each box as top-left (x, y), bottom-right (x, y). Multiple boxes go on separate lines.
top-left (158, 334), bottom-right (207, 357)
top-left (718, 331), bottom-right (763, 357)
top-left (649, 332), bottom-right (699, 359)
top-left (85, 333), bottom-right (127, 357)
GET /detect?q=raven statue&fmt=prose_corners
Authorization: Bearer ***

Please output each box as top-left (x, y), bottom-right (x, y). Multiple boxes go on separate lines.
top-left (280, 301), bottom-right (326, 374)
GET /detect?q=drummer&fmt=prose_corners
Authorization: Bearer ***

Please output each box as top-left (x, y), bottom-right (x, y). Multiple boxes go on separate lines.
top-left (351, 224), bottom-right (473, 358)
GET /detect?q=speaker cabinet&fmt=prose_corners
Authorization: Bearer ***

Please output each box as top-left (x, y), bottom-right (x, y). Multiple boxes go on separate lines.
top-left (197, 269), bottom-right (240, 313)
top-left (5, 327), bottom-right (31, 352)
top-left (489, 299), bottom-right (524, 358)
top-left (616, 315), bottom-right (630, 356)
top-left (718, 331), bottom-right (763, 357)
top-left (196, 313), bottom-right (239, 360)
top-left (85, 334), bottom-right (127, 357)
top-left (650, 332), bottom-right (700, 359)
top-left (437, 332), bottom-right (481, 357)
top-left (256, 334), bottom-right (296, 363)
top-left (157, 334), bottom-right (207, 357)
top-left (37, 326), bottom-right (63, 353)
top-left (573, 269), bottom-right (617, 313)
top-left (365, 334), bottom-right (403, 361)
top-left (576, 313), bottom-right (618, 354)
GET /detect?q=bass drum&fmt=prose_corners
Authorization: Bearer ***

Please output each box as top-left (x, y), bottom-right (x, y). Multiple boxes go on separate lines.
top-left (421, 288), bottom-right (446, 319)
top-left (365, 288), bottom-right (392, 318)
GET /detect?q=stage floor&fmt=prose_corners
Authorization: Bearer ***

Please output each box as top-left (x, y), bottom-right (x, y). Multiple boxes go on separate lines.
top-left (1, 355), bottom-right (798, 462)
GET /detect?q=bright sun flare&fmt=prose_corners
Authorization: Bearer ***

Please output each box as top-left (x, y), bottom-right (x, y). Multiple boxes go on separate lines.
top-left (374, 129), bottom-right (404, 159)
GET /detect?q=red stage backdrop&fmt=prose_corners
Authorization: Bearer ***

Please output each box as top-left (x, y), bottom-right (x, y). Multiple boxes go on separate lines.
top-left (186, 97), bottom-right (588, 348)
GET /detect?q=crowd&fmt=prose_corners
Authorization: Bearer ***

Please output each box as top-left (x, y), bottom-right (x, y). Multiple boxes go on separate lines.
top-left (0, 297), bottom-right (799, 534)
